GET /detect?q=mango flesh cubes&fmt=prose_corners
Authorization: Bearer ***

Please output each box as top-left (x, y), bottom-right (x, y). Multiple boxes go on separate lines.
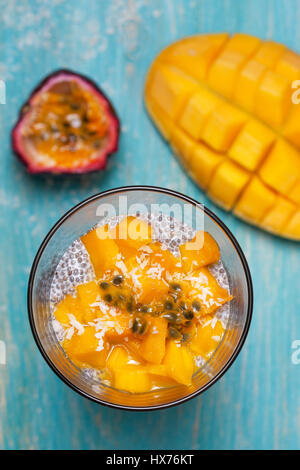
top-left (54, 217), bottom-right (232, 393)
top-left (145, 33), bottom-right (300, 240)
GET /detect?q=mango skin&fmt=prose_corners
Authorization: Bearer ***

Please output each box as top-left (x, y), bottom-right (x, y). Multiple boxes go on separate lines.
top-left (145, 33), bottom-right (300, 241)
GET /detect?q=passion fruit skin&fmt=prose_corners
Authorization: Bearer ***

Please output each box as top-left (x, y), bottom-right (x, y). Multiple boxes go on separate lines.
top-left (12, 69), bottom-right (120, 174)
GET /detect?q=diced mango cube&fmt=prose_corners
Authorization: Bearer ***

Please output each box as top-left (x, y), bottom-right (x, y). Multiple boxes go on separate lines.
top-left (186, 268), bottom-right (232, 316)
top-left (188, 143), bottom-right (224, 189)
top-left (228, 119), bottom-right (276, 171)
top-left (81, 226), bottom-right (120, 277)
top-left (180, 231), bottom-right (220, 271)
top-left (150, 376), bottom-right (178, 389)
top-left (107, 344), bottom-right (155, 394)
top-left (114, 366), bottom-right (152, 393)
top-left (208, 33), bottom-right (261, 98)
top-left (189, 316), bottom-right (224, 358)
top-left (253, 41), bottom-right (286, 67)
top-left (63, 326), bottom-right (108, 369)
top-left (234, 177), bottom-right (277, 223)
top-left (170, 127), bottom-right (195, 164)
top-left (124, 337), bottom-right (143, 358)
top-left (208, 33), bottom-right (230, 47)
top-left (139, 317), bottom-right (168, 364)
top-left (208, 160), bottom-right (250, 209)
top-left (148, 243), bottom-right (180, 276)
top-left (255, 70), bottom-right (291, 127)
top-left (261, 196), bottom-right (297, 233)
top-left (285, 210), bottom-right (300, 239)
top-left (234, 59), bottom-right (267, 111)
top-left (54, 294), bottom-right (83, 325)
top-left (149, 64), bottom-right (198, 119)
top-left (106, 346), bottom-right (130, 372)
top-left (179, 89), bottom-right (221, 140)
top-left (103, 311), bottom-right (132, 343)
top-left (225, 33), bottom-right (262, 55)
top-left (137, 276), bottom-right (169, 304)
top-left (113, 216), bottom-right (153, 255)
top-left (208, 51), bottom-right (245, 98)
top-left (163, 33), bottom-right (229, 81)
top-left (275, 50), bottom-right (300, 81)
top-left (202, 103), bottom-right (247, 152)
top-left (146, 364), bottom-right (168, 377)
top-left (76, 280), bottom-right (100, 321)
top-left (145, 97), bottom-right (174, 141)
top-left (289, 182), bottom-right (300, 205)
top-left (259, 140), bottom-right (300, 195)
top-left (126, 250), bottom-right (171, 301)
top-left (163, 340), bottom-right (194, 386)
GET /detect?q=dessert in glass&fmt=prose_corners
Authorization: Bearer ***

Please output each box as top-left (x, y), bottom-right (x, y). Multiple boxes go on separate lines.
top-left (28, 186), bottom-right (253, 409)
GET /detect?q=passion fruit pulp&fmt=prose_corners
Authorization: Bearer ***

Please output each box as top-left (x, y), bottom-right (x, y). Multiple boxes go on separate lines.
top-left (12, 69), bottom-right (120, 174)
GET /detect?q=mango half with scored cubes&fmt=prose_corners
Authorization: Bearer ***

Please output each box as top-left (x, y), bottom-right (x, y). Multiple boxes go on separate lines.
top-left (144, 33), bottom-right (300, 240)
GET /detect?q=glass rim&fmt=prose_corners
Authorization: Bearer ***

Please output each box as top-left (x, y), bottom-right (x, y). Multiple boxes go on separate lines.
top-left (27, 185), bottom-right (253, 411)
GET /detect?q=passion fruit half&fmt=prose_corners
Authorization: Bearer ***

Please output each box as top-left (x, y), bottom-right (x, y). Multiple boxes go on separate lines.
top-left (12, 69), bottom-right (120, 174)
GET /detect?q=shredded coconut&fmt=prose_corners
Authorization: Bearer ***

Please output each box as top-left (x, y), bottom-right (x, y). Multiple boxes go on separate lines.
top-left (68, 314), bottom-right (85, 335)
top-left (115, 260), bottom-right (128, 275)
top-left (212, 335), bottom-right (221, 342)
top-left (138, 245), bottom-right (153, 253)
top-left (146, 265), bottom-right (164, 279)
top-left (65, 326), bottom-right (75, 340)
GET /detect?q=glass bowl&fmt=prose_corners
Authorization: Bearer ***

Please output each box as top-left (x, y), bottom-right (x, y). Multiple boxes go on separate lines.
top-left (28, 186), bottom-right (253, 410)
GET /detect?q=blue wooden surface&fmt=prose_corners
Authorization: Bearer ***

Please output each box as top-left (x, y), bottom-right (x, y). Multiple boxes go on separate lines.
top-left (0, 0), bottom-right (299, 450)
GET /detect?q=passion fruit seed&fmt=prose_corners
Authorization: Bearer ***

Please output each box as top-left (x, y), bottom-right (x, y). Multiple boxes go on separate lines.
top-left (132, 318), bottom-right (139, 334)
top-left (132, 318), bottom-right (148, 335)
top-left (181, 333), bottom-right (191, 343)
top-left (99, 276), bottom-right (199, 328)
top-left (170, 282), bottom-right (181, 291)
top-left (100, 281), bottom-right (110, 290)
top-left (179, 301), bottom-right (187, 310)
top-left (126, 301), bottom-right (134, 313)
top-left (164, 300), bottom-right (173, 310)
top-left (112, 274), bottom-right (124, 286)
top-left (169, 291), bottom-right (179, 302)
top-left (103, 293), bottom-right (113, 303)
top-left (139, 320), bottom-right (148, 335)
top-left (163, 312), bottom-right (182, 324)
top-left (191, 300), bottom-right (201, 312)
top-left (138, 305), bottom-right (154, 314)
top-left (183, 310), bottom-right (194, 320)
top-left (168, 326), bottom-right (182, 340)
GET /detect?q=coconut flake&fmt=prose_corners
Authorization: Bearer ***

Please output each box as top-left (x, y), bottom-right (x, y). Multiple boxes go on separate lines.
top-left (65, 326), bottom-right (75, 340)
top-left (138, 245), bottom-right (153, 253)
top-left (115, 260), bottom-right (128, 275)
top-left (68, 314), bottom-right (85, 335)
top-left (212, 335), bottom-right (221, 341)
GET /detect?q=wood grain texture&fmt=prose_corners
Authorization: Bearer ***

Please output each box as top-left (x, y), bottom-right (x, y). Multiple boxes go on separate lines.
top-left (0, 0), bottom-right (299, 450)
